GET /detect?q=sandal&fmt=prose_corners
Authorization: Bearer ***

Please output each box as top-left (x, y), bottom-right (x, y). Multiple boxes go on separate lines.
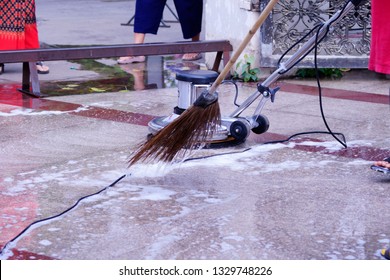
top-left (381, 248), bottom-right (390, 260)
top-left (371, 157), bottom-right (390, 175)
top-left (117, 56), bottom-right (145, 64)
top-left (36, 62), bottom-right (50, 74)
top-left (182, 53), bottom-right (202, 61)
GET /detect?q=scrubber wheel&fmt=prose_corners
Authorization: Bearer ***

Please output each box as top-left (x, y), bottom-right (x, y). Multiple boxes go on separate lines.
top-left (229, 120), bottom-right (250, 142)
top-left (251, 114), bottom-right (270, 134)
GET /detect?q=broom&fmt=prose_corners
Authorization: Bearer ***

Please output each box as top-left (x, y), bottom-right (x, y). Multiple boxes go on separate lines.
top-left (128, 0), bottom-right (279, 167)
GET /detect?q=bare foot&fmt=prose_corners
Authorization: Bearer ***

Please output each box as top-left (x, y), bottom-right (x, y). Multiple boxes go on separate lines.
top-left (36, 62), bottom-right (50, 74)
top-left (182, 53), bottom-right (202, 61)
top-left (117, 56), bottom-right (146, 64)
top-left (374, 160), bottom-right (390, 169)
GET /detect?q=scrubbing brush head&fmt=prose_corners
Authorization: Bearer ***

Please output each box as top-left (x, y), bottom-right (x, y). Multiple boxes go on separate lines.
top-left (193, 90), bottom-right (218, 108)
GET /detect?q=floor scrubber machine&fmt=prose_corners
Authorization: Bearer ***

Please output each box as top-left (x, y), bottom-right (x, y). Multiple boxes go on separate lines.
top-left (148, 0), bottom-right (367, 145)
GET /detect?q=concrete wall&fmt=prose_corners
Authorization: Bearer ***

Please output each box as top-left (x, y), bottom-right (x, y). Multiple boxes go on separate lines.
top-left (204, 0), bottom-right (262, 71)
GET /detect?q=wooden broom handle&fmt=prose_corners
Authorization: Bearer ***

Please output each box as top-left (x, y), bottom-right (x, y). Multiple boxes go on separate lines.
top-left (208, 0), bottom-right (279, 94)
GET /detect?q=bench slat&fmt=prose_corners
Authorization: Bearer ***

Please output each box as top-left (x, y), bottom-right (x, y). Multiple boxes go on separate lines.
top-left (0, 41), bottom-right (232, 63)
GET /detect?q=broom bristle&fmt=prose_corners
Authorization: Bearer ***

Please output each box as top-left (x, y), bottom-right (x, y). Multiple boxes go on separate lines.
top-left (128, 101), bottom-right (221, 167)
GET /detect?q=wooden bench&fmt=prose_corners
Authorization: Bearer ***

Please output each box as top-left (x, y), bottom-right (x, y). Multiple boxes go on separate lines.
top-left (0, 40), bottom-right (232, 97)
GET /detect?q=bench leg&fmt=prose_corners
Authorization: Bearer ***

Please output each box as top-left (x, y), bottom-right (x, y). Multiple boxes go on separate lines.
top-left (212, 51), bottom-right (223, 72)
top-left (21, 62), bottom-right (30, 92)
top-left (222, 50), bottom-right (232, 79)
top-left (19, 62), bottom-right (42, 98)
top-left (212, 51), bottom-right (232, 79)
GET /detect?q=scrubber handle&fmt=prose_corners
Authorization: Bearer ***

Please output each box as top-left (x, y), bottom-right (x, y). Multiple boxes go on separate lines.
top-left (208, 0), bottom-right (279, 95)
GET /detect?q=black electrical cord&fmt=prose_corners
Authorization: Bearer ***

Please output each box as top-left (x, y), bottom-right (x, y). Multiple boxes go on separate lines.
top-left (277, 23), bottom-right (323, 75)
top-left (183, 147), bottom-right (253, 162)
top-left (0, 174), bottom-right (127, 257)
top-left (313, 10), bottom-right (348, 148)
top-left (262, 131), bottom-right (346, 145)
top-left (276, 1), bottom-right (350, 148)
top-left (221, 80), bottom-right (240, 107)
top-left (182, 130), bottom-right (347, 163)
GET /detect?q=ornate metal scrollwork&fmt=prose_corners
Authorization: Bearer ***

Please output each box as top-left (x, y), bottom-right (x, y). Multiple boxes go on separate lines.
top-left (273, 0), bottom-right (371, 55)
top-left (258, 0), bottom-right (371, 67)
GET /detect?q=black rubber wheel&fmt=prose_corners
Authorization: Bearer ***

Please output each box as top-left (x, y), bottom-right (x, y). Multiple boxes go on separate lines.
top-left (230, 120), bottom-right (249, 142)
top-left (251, 114), bottom-right (269, 134)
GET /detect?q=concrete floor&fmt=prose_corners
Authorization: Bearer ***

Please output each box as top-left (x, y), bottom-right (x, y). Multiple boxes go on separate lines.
top-left (0, 0), bottom-right (389, 260)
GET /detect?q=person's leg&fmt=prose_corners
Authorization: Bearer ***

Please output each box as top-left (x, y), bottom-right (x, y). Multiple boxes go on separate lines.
top-left (134, 0), bottom-right (166, 35)
top-left (118, 0), bottom-right (166, 64)
top-left (174, 0), bottom-right (203, 39)
top-left (174, 0), bottom-right (203, 61)
top-left (134, 32), bottom-right (146, 44)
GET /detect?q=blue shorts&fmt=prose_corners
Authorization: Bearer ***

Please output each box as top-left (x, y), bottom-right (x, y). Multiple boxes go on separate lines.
top-left (134, 0), bottom-right (203, 39)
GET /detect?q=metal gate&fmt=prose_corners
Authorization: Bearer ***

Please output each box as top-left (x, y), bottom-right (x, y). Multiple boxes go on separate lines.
top-left (257, 0), bottom-right (371, 68)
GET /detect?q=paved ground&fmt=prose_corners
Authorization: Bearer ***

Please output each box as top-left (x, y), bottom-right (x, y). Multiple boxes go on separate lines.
top-left (0, 0), bottom-right (389, 260)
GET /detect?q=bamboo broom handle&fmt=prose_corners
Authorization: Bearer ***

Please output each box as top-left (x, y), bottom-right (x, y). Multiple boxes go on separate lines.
top-left (208, 0), bottom-right (279, 94)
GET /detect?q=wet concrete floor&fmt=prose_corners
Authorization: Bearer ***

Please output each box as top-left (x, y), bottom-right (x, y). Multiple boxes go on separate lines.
top-left (1, 0), bottom-right (390, 260)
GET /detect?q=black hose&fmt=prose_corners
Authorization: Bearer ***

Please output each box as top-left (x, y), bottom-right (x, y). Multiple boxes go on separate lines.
top-left (0, 174), bottom-right (127, 257)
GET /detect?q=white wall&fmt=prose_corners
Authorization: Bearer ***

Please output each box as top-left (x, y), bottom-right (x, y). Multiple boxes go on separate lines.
top-left (204, 0), bottom-right (262, 71)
